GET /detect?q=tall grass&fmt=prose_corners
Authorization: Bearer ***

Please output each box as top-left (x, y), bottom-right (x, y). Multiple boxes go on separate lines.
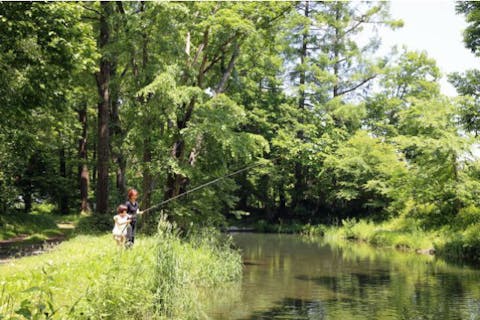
top-left (0, 215), bottom-right (242, 319)
top-left (305, 217), bottom-right (437, 253)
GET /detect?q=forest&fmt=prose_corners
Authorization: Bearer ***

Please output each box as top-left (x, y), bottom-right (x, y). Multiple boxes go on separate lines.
top-left (3, 2), bottom-right (480, 319)
top-left (1, 1), bottom-right (480, 246)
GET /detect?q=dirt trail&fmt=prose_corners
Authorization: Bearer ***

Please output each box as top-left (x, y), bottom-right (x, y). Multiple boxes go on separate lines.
top-left (0, 223), bottom-right (74, 264)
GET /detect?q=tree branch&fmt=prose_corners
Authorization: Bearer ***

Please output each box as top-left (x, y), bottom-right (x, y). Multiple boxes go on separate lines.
top-left (116, 1), bottom-right (126, 15)
top-left (336, 74), bottom-right (376, 96)
top-left (202, 54), bottom-right (223, 75)
top-left (80, 4), bottom-right (101, 16)
top-left (197, 28), bottom-right (210, 88)
top-left (215, 40), bottom-right (240, 95)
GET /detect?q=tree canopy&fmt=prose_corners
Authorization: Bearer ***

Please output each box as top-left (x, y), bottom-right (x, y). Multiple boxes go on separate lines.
top-left (0, 1), bottom-right (479, 232)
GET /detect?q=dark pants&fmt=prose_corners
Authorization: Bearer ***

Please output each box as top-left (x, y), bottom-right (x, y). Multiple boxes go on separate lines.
top-left (126, 220), bottom-right (136, 243)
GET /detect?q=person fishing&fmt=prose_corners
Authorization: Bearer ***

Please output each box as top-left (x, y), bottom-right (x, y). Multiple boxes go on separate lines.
top-left (119, 158), bottom-right (276, 244)
top-left (112, 204), bottom-right (131, 247)
top-left (125, 188), bottom-right (143, 246)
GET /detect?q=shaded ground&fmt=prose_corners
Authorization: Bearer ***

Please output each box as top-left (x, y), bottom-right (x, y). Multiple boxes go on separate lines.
top-left (0, 222), bottom-right (74, 262)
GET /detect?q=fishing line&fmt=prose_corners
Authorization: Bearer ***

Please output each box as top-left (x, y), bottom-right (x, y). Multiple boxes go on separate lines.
top-left (140, 157), bottom-right (278, 215)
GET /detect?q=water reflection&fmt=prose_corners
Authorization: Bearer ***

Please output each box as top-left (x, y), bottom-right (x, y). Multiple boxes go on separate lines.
top-left (205, 233), bottom-right (480, 320)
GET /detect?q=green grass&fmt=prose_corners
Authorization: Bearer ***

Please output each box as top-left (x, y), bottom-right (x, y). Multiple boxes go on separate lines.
top-left (0, 212), bottom-right (59, 241)
top-left (0, 217), bottom-right (242, 319)
top-left (306, 217), bottom-right (438, 253)
top-left (0, 203), bottom-right (81, 242)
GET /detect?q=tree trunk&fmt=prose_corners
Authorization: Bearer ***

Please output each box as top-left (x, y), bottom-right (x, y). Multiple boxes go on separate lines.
top-left (110, 68), bottom-right (127, 199)
top-left (59, 147), bottom-right (69, 214)
top-left (215, 40), bottom-right (240, 95)
top-left (333, 5), bottom-right (340, 98)
top-left (116, 156), bottom-right (126, 199)
top-left (95, 1), bottom-right (112, 214)
top-left (22, 156), bottom-right (35, 213)
top-left (142, 136), bottom-right (153, 210)
top-left (164, 99), bottom-right (195, 200)
top-left (78, 106), bottom-right (90, 213)
top-left (24, 191), bottom-right (32, 213)
top-left (298, 0), bottom-right (308, 110)
top-left (92, 141), bottom-right (97, 188)
top-left (293, 0), bottom-right (309, 211)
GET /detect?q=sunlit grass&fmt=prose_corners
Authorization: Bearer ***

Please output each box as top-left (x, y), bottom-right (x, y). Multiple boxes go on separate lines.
top-left (0, 219), bottom-right (242, 319)
top-left (309, 217), bottom-right (438, 253)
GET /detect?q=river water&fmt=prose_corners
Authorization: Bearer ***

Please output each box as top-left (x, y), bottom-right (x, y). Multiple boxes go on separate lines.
top-left (205, 233), bottom-right (480, 320)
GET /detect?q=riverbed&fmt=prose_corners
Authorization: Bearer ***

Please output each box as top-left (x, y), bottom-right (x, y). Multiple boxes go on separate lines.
top-left (205, 233), bottom-right (480, 320)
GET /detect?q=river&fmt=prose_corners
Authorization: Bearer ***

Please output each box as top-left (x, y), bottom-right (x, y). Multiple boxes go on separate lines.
top-left (205, 233), bottom-right (480, 320)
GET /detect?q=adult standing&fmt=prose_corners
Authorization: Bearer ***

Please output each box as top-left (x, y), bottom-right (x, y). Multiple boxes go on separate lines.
top-left (125, 188), bottom-right (142, 245)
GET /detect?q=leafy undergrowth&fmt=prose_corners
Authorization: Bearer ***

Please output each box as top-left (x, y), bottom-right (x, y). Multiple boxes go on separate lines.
top-left (0, 217), bottom-right (242, 319)
top-left (434, 206), bottom-right (480, 264)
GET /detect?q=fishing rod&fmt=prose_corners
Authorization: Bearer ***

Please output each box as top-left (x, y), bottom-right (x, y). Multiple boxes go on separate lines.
top-left (118, 157), bottom-right (277, 246)
top-left (140, 158), bottom-right (277, 216)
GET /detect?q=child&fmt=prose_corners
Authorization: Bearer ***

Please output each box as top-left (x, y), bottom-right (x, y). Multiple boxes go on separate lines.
top-left (112, 204), bottom-right (131, 247)
top-left (125, 188), bottom-right (142, 246)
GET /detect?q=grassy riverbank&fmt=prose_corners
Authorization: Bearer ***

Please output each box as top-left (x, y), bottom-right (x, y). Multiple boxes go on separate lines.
top-left (302, 218), bottom-right (438, 251)
top-left (0, 217), bottom-right (241, 319)
top-left (301, 215), bottom-right (480, 265)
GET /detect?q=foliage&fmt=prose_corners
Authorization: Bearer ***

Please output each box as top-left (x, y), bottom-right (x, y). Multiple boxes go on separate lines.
top-left (75, 214), bottom-right (114, 235)
top-left (456, 1), bottom-right (480, 56)
top-left (315, 217), bottom-right (436, 253)
top-left (436, 223), bottom-right (480, 264)
top-left (321, 130), bottom-right (408, 219)
top-left (1, 1), bottom-right (480, 266)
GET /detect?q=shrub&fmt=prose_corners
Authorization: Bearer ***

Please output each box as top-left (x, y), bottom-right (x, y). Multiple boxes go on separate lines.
top-left (453, 205), bottom-right (480, 230)
top-left (370, 230), bottom-right (396, 247)
top-left (301, 224), bottom-right (327, 237)
top-left (341, 217), bottom-right (358, 239)
top-left (350, 220), bottom-right (376, 242)
top-left (75, 214), bottom-right (113, 234)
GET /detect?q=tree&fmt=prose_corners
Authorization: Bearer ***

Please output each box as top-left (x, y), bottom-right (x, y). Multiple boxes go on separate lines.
top-left (94, 1), bottom-right (114, 214)
top-left (456, 1), bottom-right (480, 56)
top-left (321, 130), bottom-right (408, 219)
top-left (449, 71), bottom-right (480, 137)
top-left (0, 2), bottom-right (97, 214)
top-left (279, 1), bottom-right (401, 214)
top-left (365, 49), bottom-right (441, 137)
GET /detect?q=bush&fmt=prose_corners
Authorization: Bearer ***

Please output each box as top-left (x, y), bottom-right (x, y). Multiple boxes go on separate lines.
top-left (341, 217), bottom-right (358, 239)
top-left (370, 230), bottom-right (396, 247)
top-left (76, 214), bottom-right (113, 234)
top-left (350, 220), bottom-right (376, 242)
top-left (301, 224), bottom-right (327, 237)
top-left (31, 203), bottom-right (57, 215)
top-left (254, 219), bottom-right (268, 232)
top-left (437, 223), bottom-right (480, 264)
top-left (453, 205), bottom-right (480, 230)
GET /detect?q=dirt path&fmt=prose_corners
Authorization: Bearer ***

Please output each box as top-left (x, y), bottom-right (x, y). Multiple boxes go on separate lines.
top-left (0, 222), bottom-right (74, 263)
